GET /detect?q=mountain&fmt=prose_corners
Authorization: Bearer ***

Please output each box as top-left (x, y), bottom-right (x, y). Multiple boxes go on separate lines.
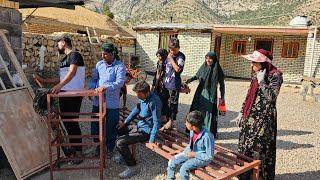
top-left (86, 0), bottom-right (320, 26)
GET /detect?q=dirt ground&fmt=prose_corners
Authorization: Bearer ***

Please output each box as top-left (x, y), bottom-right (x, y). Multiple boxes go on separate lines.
top-left (1, 78), bottom-right (320, 180)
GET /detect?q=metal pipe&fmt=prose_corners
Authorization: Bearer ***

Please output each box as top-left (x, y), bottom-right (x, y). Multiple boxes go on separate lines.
top-left (309, 26), bottom-right (318, 77)
top-left (22, 8), bottom-right (38, 24)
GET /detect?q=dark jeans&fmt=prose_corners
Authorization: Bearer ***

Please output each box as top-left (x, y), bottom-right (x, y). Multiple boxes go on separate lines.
top-left (91, 107), bottom-right (119, 151)
top-left (162, 89), bottom-right (180, 120)
top-left (116, 126), bottom-right (150, 166)
top-left (59, 97), bottom-right (83, 152)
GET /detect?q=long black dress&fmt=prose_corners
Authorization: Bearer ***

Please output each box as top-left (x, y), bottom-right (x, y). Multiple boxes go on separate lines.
top-left (186, 61), bottom-right (225, 136)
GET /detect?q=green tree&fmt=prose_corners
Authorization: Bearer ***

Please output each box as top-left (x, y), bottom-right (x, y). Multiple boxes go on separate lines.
top-left (102, 5), bottom-right (114, 19)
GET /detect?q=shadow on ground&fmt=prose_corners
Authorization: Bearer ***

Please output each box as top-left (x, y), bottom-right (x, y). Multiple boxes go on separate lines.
top-left (276, 170), bottom-right (320, 180)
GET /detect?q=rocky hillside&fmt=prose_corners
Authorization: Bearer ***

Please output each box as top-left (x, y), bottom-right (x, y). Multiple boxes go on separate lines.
top-left (87, 0), bottom-right (320, 26)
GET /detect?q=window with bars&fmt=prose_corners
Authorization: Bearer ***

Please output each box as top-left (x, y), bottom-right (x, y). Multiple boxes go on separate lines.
top-left (282, 42), bottom-right (299, 58)
top-left (232, 41), bottom-right (247, 55)
top-left (255, 39), bottom-right (273, 52)
top-left (158, 32), bottom-right (178, 49)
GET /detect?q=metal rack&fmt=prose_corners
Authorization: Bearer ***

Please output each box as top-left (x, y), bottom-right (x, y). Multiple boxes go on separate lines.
top-left (47, 90), bottom-right (106, 180)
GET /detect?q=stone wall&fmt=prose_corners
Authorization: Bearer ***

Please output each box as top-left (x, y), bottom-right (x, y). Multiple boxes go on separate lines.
top-left (22, 32), bottom-right (135, 77)
top-left (0, 7), bottom-right (22, 63)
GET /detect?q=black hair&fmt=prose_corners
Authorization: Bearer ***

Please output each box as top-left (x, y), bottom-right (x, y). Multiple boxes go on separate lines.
top-left (168, 37), bottom-right (180, 48)
top-left (186, 111), bottom-right (204, 129)
top-left (130, 55), bottom-right (140, 67)
top-left (156, 48), bottom-right (168, 60)
top-left (133, 81), bottom-right (150, 94)
top-left (57, 35), bottom-right (72, 47)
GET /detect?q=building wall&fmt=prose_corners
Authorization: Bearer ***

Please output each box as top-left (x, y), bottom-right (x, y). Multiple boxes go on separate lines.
top-left (218, 34), bottom-right (307, 83)
top-left (22, 32), bottom-right (135, 78)
top-left (136, 30), bottom-right (211, 75)
top-left (120, 46), bottom-right (135, 64)
top-left (303, 28), bottom-right (320, 79)
top-left (136, 31), bottom-right (159, 72)
top-left (0, 7), bottom-right (22, 63)
top-left (179, 31), bottom-right (212, 76)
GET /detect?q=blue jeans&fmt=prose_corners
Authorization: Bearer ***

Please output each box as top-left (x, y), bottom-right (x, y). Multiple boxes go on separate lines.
top-left (167, 153), bottom-right (210, 180)
top-left (91, 106), bottom-right (119, 151)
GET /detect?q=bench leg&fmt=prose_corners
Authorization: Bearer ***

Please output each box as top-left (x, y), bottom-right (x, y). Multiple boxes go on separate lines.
top-left (131, 144), bottom-right (137, 159)
top-left (252, 166), bottom-right (259, 180)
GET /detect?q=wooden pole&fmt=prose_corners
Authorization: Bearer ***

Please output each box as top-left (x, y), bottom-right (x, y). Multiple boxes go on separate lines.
top-left (0, 30), bottom-right (35, 98)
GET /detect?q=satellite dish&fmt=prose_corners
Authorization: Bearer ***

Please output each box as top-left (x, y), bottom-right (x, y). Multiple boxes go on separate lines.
top-left (289, 15), bottom-right (312, 27)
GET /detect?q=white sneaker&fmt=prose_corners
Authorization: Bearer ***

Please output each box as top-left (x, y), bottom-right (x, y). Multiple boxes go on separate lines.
top-left (118, 166), bottom-right (139, 179)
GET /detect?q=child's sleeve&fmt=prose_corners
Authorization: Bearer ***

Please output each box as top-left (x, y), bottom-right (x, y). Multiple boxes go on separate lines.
top-left (148, 101), bottom-right (160, 143)
top-left (182, 133), bottom-right (192, 155)
top-left (124, 103), bottom-right (140, 125)
top-left (177, 55), bottom-right (185, 69)
top-left (195, 135), bottom-right (215, 162)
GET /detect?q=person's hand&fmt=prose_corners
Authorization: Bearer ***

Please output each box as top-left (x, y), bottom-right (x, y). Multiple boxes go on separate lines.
top-left (236, 112), bottom-right (242, 127)
top-left (184, 78), bottom-right (192, 84)
top-left (51, 84), bottom-right (63, 94)
top-left (33, 74), bottom-right (45, 83)
top-left (168, 57), bottom-right (175, 65)
top-left (257, 69), bottom-right (266, 84)
top-left (95, 86), bottom-right (106, 93)
top-left (183, 78), bottom-right (189, 84)
top-left (182, 77), bottom-right (187, 82)
top-left (219, 98), bottom-right (225, 104)
top-left (33, 74), bottom-right (45, 88)
top-left (118, 121), bottom-right (126, 130)
top-left (167, 52), bottom-right (174, 64)
top-left (187, 152), bottom-right (196, 159)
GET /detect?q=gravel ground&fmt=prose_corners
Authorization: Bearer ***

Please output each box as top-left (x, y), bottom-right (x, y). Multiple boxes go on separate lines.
top-left (1, 77), bottom-right (320, 180)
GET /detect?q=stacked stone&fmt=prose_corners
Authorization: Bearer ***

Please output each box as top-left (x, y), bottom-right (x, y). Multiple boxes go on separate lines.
top-left (22, 32), bottom-right (97, 77)
top-left (22, 32), bottom-right (136, 77)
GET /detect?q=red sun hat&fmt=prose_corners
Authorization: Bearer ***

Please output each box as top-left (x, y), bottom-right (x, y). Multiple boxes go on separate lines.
top-left (241, 50), bottom-right (272, 63)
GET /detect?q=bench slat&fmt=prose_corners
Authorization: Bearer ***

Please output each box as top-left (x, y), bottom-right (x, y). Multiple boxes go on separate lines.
top-left (122, 109), bottom-right (260, 180)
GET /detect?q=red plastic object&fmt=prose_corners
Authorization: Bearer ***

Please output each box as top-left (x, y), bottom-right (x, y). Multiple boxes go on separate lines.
top-left (218, 98), bottom-right (227, 115)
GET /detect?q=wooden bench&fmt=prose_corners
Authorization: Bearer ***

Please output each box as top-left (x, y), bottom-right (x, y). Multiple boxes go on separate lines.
top-left (120, 109), bottom-right (261, 180)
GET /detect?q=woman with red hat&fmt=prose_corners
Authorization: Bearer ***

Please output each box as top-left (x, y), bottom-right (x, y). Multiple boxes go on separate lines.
top-left (237, 49), bottom-right (283, 180)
